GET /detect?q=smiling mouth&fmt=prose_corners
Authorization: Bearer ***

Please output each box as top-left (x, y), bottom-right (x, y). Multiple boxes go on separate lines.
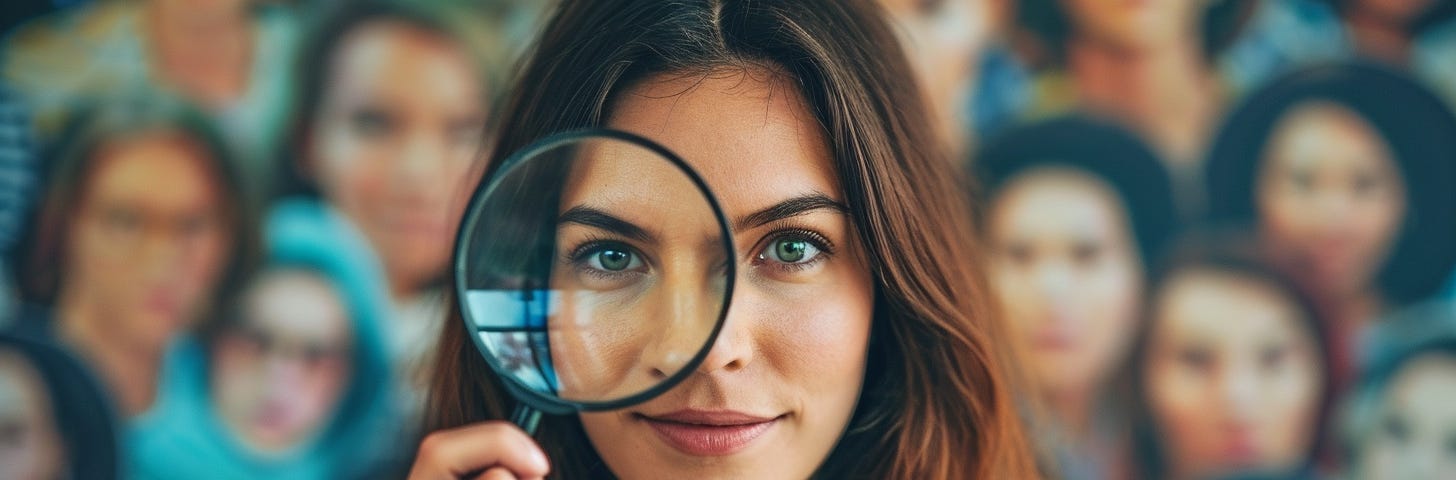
top-left (635, 410), bottom-right (783, 456)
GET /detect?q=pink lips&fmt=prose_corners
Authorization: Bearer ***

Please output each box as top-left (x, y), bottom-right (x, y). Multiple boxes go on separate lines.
top-left (637, 410), bottom-right (780, 456)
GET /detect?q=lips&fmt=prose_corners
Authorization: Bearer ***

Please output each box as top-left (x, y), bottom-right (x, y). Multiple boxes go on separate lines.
top-left (636, 410), bottom-right (781, 456)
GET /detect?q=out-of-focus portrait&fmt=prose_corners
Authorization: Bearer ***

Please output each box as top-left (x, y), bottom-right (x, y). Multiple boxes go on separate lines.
top-left (0, 0), bottom-right (1452, 479)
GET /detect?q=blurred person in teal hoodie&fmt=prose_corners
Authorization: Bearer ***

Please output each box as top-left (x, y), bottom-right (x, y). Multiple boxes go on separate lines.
top-left (128, 198), bottom-right (400, 479)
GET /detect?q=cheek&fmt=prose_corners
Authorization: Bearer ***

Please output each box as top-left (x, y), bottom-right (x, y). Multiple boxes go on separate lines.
top-left (314, 126), bottom-right (392, 216)
top-left (1147, 360), bottom-right (1218, 448)
top-left (756, 266), bottom-right (874, 421)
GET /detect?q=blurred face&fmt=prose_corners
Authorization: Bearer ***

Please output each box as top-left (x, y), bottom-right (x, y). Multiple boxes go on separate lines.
top-left (0, 351), bottom-right (64, 480)
top-left (1146, 268), bottom-right (1324, 479)
top-left (988, 168), bottom-right (1142, 398)
top-left (308, 20), bottom-right (486, 298)
top-left (1358, 354), bottom-right (1456, 480)
top-left (1061, 0), bottom-right (1203, 51)
top-left (573, 68), bottom-right (875, 479)
top-left (65, 132), bottom-right (231, 352)
top-left (1257, 102), bottom-right (1406, 298)
top-left (213, 270), bottom-right (353, 455)
top-left (878, 0), bottom-right (1000, 145)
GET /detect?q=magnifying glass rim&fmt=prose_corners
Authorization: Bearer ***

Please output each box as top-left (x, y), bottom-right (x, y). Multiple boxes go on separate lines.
top-left (452, 128), bottom-right (737, 414)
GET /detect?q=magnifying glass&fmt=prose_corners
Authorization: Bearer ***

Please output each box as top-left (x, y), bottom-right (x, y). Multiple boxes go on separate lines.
top-left (453, 129), bottom-right (735, 434)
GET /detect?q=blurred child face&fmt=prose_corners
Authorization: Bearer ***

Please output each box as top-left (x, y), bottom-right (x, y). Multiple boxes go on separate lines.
top-left (213, 270), bottom-right (353, 455)
top-left (1061, 0), bottom-right (1203, 51)
top-left (988, 168), bottom-right (1142, 398)
top-left (308, 20), bottom-right (486, 297)
top-left (1357, 353), bottom-right (1456, 480)
top-left (1257, 102), bottom-right (1406, 298)
top-left (66, 132), bottom-right (232, 352)
top-left (0, 351), bottom-right (64, 480)
top-left (1146, 269), bottom-right (1324, 479)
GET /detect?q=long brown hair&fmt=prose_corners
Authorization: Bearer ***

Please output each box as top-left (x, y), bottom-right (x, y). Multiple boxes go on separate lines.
top-left (425, 1), bottom-right (1037, 477)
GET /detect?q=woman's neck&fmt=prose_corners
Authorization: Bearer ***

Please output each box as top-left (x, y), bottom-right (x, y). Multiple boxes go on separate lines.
top-left (1344, 9), bottom-right (1415, 64)
top-left (1043, 386), bottom-right (1098, 438)
top-left (1065, 35), bottom-right (1222, 165)
top-left (56, 295), bottom-right (165, 417)
top-left (143, 0), bottom-right (255, 108)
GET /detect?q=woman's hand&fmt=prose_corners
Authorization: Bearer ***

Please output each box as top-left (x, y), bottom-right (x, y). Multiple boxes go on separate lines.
top-left (407, 422), bottom-right (551, 480)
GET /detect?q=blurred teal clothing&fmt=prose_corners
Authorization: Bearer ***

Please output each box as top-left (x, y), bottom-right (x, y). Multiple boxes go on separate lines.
top-left (128, 199), bottom-right (400, 479)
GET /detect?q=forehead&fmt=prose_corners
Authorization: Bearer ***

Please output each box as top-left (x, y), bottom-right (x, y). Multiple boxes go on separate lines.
top-left (992, 167), bottom-right (1129, 237)
top-left (326, 20), bottom-right (481, 105)
top-left (602, 67), bottom-right (840, 215)
top-left (1155, 268), bottom-right (1308, 345)
top-left (85, 132), bottom-right (222, 209)
top-left (1266, 101), bottom-right (1395, 170)
top-left (243, 270), bottom-right (351, 341)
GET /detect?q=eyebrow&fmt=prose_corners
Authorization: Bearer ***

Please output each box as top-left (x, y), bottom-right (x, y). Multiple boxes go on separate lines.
top-left (734, 193), bottom-right (849, 231)
top-left (557, 206), bottom-right (655, 243)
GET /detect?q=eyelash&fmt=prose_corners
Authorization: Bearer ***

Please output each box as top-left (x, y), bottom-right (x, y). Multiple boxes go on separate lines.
top-left (563, 236), bottom-right (647, 280)
top-left (754, 227), bottom-right (836, 273)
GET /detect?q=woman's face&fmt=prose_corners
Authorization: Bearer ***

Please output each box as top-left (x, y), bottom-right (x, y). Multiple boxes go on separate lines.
top-left (1061, 0), bottom-right (1203, 51)
top-left (1358, 353), bottom-right (1456, 480)
top-left (213, 270), bottom-right (354, 455)
top-left (1145, 268), bottom-right (1324, 479)
top-left (569, 68), bottom-right (875, 478)
top-left (1257, 101), bottom-right (1406, 298)
top-left (308, 20), bottom-right (486, 298)
top-left (66, 132), bottom-right (231, 352)
top-left (0, 350), bottom-right (64, 480)
top-left (988, 168), bottom-right (1142, 398)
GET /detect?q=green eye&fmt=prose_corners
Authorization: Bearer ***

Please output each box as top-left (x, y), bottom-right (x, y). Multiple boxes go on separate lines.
top-left (762, 237), bottom-right (822, 265)
top-left (776, 239), bottom-right (808, 263)
top-left (596, 249), bottom-right (633, 271)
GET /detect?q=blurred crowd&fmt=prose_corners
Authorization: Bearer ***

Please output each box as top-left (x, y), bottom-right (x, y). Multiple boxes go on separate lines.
top-left (0, 0), bottom-right (1454, 479)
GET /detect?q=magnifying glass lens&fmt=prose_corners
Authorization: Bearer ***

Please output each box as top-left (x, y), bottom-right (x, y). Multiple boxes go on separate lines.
top-left (457, 132), bottom-right (732, 407)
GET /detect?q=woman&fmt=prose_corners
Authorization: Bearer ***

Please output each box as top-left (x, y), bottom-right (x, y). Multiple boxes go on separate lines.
top-left (1344, 302), bottom-right (1456, 479)
top-left (1014, 0), bottom-right (1257, 178)
top-left (128, 199), bottom-right (400, 479)
top-left (1129, 233), bottom-right (1333, 480)
top-left (0, 331), bottom-right (120, 480)
top-left (409, 1), bottom-right (1037, 478)
top-left (1204, 62), bottom-right (1456, 383)
top-left (975, 115), bottom-right (1180, 480)
top-left (13, 93), bottom-right (255, 418)
top-left (278, 0), bottom-right (521, 421)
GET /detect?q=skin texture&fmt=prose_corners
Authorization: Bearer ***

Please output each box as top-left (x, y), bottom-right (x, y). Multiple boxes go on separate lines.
top-left (987, 168), bottom-right (1141, 419)
top-left (1145, 268), bottom-right (1323, 480)
top-left (568, 67), bottom-right (876, 480)
top-left (59, 131), bottom-right (231, 415)
top-left (0, 351), bottom-right (64, 480)
top-left (1256, 101), bottom-right (1406, 299)
top-left (306, 20), bottom-right (485, 300)
top-left (212, 270), bottom-right (354, 455)
top-left (1358, 354), bottom-right (1456, 480)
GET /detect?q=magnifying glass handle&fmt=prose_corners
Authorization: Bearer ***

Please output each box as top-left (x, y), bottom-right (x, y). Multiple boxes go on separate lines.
top-left (510, 403), bottom-right (543, 435)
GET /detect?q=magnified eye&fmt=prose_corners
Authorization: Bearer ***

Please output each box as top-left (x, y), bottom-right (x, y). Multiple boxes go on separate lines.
top-left (591, 247), bottom-right (640, 271)
top-left (570, 241), bottom-right (647, 276)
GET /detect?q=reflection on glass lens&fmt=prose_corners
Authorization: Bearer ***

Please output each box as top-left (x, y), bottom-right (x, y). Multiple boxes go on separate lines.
top-left (457, 133), bottom-right (731, 405)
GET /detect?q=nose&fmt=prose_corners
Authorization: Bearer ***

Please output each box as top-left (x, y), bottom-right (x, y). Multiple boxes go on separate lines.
top-left (397, 130), bottom-right (449, 186)
top-left (1033, 260), bottom-right (1075, 300)
top-left (643, 270), bottom-right (753, 379)
top-left (1220, 362), bottom-right (1260, 422)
